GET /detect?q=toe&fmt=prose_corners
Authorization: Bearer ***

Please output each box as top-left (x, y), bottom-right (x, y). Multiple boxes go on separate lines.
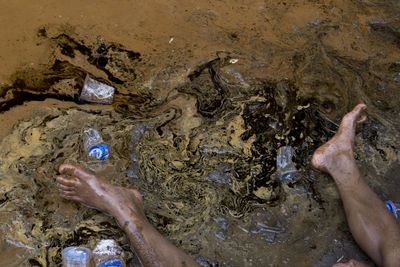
top-left (56, 176), bottom-right (77, 187)
top-left (57, 183), bottom-right (75, 191)
top-left (59, 189), bottom-right (75, 197)
top-left (62, 190), bottom-right (76, 197)
top-left (62, 194), bottom-right (81, 202)
top-left (59, 164), bottom-right (92, 181)
top-left (351, 104), bottom-right (367, 117)
top-left (340, 104), bottom-right (367, 132)
top-left (344, 104), bottom-right (366, 120)
top-left (356, 115), bottom-right (367, 124)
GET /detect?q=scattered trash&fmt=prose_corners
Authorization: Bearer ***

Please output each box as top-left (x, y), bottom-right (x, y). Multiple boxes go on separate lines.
top-left (214, 216), bottom-right (229, 240)
top-left (369, 18), bottom-right (388, 25)
top-left (127, 124), bottom-right (153, 179)
top-left (83, 128), bottom-right (110, 160)
top-left (249, 211), bottom-right (285, 243)
top-left (385, 201), bottom-right (400, 220)
top-left (394, 72), bottom-right (400, 84)
top-left (276, 146), bottom-right (297, 181)
top-left (206, 164), bottom-right (232, 185)
top-left (196, 256), bottom-right (218, 267)
top-left (169, 37), bottom-right (174, 44)
top-left (80, 75), bottom-right (115, 104)
top-left (62, 247), bottom-right (91, 267)
top-left (229, 58), bottom-right (239, 64)
top-left (311, 18), bottom-right (322, 25)
top-left (336, 255), bottom-right (345, 263)
top-left (199, 146), bottom-right (238, 155)
top-left (92, 239), bottom-right (125, 267)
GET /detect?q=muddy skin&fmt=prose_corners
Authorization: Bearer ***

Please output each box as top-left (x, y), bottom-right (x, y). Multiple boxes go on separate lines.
top-left (312, 104), bottom-right (367, 180)
top-left (57, 163), bottom-right (198, 267)
top-left (312, 104), bottom-right (400, 267)
top-left (57, 164), bottom-right (145, 220)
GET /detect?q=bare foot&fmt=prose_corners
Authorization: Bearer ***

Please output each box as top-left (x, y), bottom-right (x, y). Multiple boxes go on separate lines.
top-left (56, 164), bottom-right (146, 224)
top-left (311, 104), bottom-right (367, 175)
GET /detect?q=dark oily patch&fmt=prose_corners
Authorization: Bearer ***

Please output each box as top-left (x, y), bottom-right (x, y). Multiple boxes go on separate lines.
top-left (52, 33), bottom-right (141, 84)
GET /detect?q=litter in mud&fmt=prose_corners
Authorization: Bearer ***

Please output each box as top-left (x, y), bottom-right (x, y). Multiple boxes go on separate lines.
top-left (80, 75), bottom-right (115, 105)
top-left (0, 1), bottom-right (399, 266)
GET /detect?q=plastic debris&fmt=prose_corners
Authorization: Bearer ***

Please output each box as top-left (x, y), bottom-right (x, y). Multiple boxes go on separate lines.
top-left (83, 128), bottom-right (110, 160)
top-left (92, 239), bottom-right (125, 267)
top-left (206, 164), bottom-right (232, 185)
top-left (385, 201), bottom-right (400, 220)
top-left (62, 247), bottom-right (91, 267)
top-left (80, 75), bottom-right (115, 104)
top-left (276, 146), bottom-right (297, 181)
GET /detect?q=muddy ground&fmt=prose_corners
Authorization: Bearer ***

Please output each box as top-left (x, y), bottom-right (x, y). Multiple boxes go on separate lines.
top-left (0, 0), bottom-right (400, 266)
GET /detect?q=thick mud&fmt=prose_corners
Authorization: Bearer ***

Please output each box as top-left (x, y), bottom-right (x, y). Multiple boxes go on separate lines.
top-left (0, 0), bottom-right (400, 266)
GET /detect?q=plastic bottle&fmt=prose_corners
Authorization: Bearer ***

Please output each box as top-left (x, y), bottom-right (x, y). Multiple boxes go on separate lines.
top-left (83, 128), bottom-right (110, 160)
top-left (276, 146), bottom-right (297, 181)
top-left (92, 239), bottom-right (125, 267)
top-left (62, 247), bottom-right (91, 267)
top-left (385, 201), bottom-right (400, 220)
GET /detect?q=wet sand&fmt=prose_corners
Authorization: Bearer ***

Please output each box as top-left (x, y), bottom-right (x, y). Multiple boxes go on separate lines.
top-left (0, 0), bottom-right (400, 266)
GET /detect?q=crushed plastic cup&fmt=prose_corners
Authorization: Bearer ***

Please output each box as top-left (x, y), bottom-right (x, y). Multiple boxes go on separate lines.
top-left (80, 75), bottom-right (115, 104)
top-left (62, 247), bottom-right (91, 267)
top-left (276, 146), bottom-right (297, 180)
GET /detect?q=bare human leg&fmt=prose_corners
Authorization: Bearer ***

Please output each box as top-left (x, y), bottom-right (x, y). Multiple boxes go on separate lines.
top-left (312, 104), bottom-right (400, 267)
top-left (56, 164), bottom-right (198, 267)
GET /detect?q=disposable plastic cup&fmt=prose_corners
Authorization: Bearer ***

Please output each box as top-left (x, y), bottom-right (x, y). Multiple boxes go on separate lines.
top-left (62, 247), bottom-right (91, 267)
